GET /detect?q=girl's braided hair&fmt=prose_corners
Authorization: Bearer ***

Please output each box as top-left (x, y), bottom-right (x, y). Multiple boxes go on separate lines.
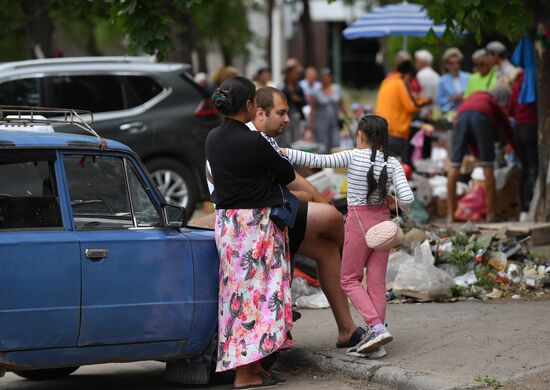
top-left (357, 115), bottom-right (390, 204)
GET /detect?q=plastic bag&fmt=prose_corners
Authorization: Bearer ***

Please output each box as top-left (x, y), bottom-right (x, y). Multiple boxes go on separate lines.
top-left (454, 270), bottom-right (478, 288)
top-left (295, 291), bottom-right (330, 309)
top-left (392, 241), bottom-right (455, 300)
top-left (386, 251), bottom-right (415, 290)
top-left (408, 198), bottom-right (430, 224)
top-left (454, 184), bottom-right (486, 222)
top-left (291, 277), bottom-right (321, 303)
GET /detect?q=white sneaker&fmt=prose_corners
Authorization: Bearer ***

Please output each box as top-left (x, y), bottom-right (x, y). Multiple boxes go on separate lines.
top-left (365, 345), bottom-right (387, 358)
top-left (355, 327), bottom-right (393, 354)
top-left (346, 345), bottom-right (387, 359)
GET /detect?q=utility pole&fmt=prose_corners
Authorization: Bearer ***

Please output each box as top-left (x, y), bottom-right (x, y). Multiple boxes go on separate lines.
top-left (271, 0), bottom-right (284, 85)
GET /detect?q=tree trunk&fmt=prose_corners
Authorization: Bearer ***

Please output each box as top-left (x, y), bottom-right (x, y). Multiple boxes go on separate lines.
top-left (167, 10), bottom-right (193, 64)
top-left (533, 18), bottom-right (550, 222)
top-left (86, 20), bottom-right (101, 56)
top-left (222, 47), bottom-right (233, 66)
top-left (300, 0), bottom-right (315, 67)
top-left (21, 0), bottom-right (54, 58)
top-left (197, 46), bottom-right (208, 73)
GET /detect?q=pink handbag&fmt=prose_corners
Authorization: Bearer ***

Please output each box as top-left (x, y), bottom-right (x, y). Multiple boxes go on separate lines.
top-left (352, 197), bottom-right (403, 251)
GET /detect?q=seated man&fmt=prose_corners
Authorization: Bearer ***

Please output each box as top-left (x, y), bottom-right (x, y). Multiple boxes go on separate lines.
top-left (447, 91), bottom-right (514, 223)
top-left (207, 86), bottom-right (362, 348)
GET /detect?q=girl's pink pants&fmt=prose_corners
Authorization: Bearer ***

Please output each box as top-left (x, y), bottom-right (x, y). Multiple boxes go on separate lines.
top-left (341, 205), bottom-right (390, 327)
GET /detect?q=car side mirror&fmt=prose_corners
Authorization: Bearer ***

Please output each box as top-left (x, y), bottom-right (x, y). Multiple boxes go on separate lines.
top-left (161, 203), bottom-right (187, 228)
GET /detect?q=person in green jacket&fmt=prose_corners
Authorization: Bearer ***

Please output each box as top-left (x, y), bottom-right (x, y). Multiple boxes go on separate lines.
top-left (464, 49), bottom-right (497, 98)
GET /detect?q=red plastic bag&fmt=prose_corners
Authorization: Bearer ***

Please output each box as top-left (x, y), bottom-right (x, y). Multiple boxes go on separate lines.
top-left (454, 184), bottom-right (486, 222)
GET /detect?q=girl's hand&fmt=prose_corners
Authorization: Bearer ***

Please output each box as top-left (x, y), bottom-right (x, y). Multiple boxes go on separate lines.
top-left (280, 147), bottom-right (288, 155)
top-left (387, 195), bottom-right (397, 210)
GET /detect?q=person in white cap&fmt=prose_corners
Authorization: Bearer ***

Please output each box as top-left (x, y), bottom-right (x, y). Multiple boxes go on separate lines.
top-left (486, 41), bottom-right (519, 82)
top-left (414, 49), bottom-right (440, 117)
top-left (485, 41), bottom-right (520, 107)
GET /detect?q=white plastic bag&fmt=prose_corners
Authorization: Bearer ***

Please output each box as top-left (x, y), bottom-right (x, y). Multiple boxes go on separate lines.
top-left (386, 251), bottom-right (415, 290)
top-left (454, 270), bottom-right (478, 288)
top-left (295, 291), bottom-right (330, 309)
top-left (392, 241), bottom-right (455, 300)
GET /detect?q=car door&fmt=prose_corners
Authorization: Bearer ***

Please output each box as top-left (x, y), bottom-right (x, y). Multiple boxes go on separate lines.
top-left (0, 149), bottom-right (80, 350)
top-left (60, 152), bottom-right (194, 346)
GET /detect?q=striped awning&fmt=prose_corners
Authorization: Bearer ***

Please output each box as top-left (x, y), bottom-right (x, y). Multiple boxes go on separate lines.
top-left (343, 2), bottom-right (447, 39)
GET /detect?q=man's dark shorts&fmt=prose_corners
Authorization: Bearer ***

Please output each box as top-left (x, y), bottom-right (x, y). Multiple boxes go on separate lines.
top-left (289, 200), bottom-right (308, 254)
top-left (450, 111), bottom-right (495, 168)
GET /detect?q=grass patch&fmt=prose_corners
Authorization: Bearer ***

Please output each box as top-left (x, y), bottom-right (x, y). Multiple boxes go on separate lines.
top-left (475, 375), bottom-right (502, 389)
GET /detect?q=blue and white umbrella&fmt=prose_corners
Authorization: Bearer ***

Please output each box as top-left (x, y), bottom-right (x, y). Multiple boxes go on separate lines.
top-left (343, 2), bottom-right (447, 41)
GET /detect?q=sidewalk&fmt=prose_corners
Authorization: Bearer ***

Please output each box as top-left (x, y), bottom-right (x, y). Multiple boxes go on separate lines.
top-left (281, 299), bottom-right (550, 389)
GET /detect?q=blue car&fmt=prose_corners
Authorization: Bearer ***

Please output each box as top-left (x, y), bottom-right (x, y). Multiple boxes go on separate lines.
top-left (0, 108), bottom-right (219, 384)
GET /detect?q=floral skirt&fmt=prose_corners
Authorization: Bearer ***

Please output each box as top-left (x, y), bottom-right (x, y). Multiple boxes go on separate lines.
top-left (215, 208), bottom-right (292, 372)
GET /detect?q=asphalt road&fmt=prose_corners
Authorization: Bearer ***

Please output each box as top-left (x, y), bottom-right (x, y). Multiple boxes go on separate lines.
top-left (1, 361), bottom-right (390, 390)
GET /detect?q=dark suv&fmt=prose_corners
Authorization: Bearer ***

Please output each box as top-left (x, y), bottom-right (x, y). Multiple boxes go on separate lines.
top-left (0, 56), bottom-right (218, 215)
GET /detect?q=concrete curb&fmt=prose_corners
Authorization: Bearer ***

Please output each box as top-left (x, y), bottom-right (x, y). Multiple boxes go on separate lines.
top-left (281, 348), bottom-right (481, 390)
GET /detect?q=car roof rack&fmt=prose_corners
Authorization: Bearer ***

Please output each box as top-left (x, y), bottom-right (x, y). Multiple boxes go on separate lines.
top-left (0, 105), bottom-right (106, 149)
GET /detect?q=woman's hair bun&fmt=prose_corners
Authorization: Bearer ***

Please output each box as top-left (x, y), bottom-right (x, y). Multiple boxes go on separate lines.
top-left (211, 89), bottom-right (233, 115)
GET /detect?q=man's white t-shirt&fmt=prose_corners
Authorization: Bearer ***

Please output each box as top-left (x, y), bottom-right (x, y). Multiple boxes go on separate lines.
top-left (416, 66), bottom-right (440, 101)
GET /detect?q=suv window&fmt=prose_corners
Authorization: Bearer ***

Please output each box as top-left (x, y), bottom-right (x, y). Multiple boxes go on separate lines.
top-left (125, 76), bottom-right (164, 107)
top-left (0, 78), bottom-right (41, 106)
top-left (48, 75), bottom-right (124, 113)
top-left (0, 150), bottom-right (62, 230)
top-left (63, 154), bottom-right (160, 230)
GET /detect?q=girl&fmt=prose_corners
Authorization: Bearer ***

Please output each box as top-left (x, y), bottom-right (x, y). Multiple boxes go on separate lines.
top-left (283, 115), bottom-right (414, 357)
top-left (206, 76), bottom-right (294, 388)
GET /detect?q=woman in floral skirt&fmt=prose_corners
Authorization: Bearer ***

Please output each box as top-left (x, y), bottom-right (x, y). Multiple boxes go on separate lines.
top-left (206, 76), bottom-right (295, 389)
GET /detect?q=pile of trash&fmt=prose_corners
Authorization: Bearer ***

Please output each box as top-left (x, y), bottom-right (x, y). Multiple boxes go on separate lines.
top-left (386, 222), bottom-right (550, 302)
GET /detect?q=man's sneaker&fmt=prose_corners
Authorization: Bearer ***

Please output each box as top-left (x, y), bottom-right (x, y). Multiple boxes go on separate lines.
top-left (346, 345), bottom-right (387, 359)
top-left (355, 326), bottom-right (393, 354)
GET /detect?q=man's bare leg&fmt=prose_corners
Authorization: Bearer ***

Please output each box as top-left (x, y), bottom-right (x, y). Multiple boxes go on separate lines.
top-left (447, 167), bottom-right (460, 224)
top-left (296, 202), bottom-right (357, 343)
top-left (483, 166), bottom-right (496, 221)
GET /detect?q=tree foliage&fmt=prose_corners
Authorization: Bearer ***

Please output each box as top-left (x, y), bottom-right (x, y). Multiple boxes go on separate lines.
top-left (107, 0), bottom-right (252, 62)
top-left (417, 0), bottom-right (534, 43)
top-left (0, 0), bottom-right (253, 63)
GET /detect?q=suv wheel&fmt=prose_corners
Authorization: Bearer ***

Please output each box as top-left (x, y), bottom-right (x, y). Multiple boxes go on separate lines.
top-left (145, 158), bottom-right (197, 216)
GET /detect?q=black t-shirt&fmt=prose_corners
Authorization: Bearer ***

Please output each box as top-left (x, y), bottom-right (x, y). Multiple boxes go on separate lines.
top-left (206, 118), bottom-right (296, 209)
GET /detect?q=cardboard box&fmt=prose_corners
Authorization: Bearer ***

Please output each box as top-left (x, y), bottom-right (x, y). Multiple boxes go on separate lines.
top-left (435, 197), bottom-right (447, 217)
top-left (495, 168), bottom-right (520, 220)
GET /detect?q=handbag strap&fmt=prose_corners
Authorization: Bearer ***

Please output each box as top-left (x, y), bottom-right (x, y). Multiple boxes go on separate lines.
top-left (352, 206), bottom-right (367, 236)
top-left (352, 195), bottom-right (399, 235)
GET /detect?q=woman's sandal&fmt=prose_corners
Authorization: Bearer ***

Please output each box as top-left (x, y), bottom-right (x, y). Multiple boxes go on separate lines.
top-left (336, 327), bottom-right (365, 349)
top-left (233, 374), bottom-right (278, 389)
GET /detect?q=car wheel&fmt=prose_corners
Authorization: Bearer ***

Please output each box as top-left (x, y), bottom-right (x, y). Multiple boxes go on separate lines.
top-left (145, 158), bottom-right (198, 216)
top-left (13, 367), bottom-right (79, 380)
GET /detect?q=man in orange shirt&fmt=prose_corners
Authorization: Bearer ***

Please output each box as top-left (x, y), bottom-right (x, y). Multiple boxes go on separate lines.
top-left (375, 61), bottom-right (431, 161)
